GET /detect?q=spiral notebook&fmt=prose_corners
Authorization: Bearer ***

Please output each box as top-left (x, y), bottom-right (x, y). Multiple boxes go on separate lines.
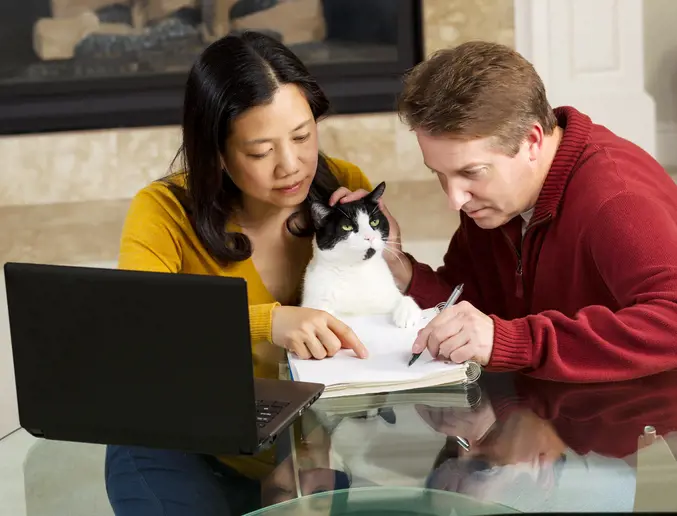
top-left (312, 383), bottom-right (483, 416)
top-left (287, 304), bottom-right (482, 399)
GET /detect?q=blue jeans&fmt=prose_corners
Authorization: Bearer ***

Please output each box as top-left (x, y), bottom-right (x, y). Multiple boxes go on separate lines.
top-left (105, 445), bottom-right (260, 516)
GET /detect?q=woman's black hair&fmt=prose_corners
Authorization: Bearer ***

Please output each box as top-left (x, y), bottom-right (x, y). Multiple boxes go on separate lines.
top-left (164, 30), bottom-right (340, 264)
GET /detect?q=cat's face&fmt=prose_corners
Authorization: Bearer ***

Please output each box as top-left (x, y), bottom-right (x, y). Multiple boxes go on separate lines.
top-left (310, 182), bottom-right (390, 264)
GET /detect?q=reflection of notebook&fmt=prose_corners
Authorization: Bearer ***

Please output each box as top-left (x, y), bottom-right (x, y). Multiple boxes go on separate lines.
top-left (288, 307), bottom-right (481, 399)
top-left (313, 383), bottom-right (482, 417)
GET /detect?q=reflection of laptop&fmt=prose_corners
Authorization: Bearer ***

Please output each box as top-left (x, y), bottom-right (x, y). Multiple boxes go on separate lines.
top-left (4, 262), bottom-right (324, 455)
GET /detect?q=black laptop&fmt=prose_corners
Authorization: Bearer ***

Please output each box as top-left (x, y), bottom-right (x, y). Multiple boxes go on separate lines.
top-left (3, 261), bottom-right (324, 455)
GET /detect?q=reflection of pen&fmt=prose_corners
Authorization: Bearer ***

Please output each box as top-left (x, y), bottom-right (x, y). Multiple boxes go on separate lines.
top-left (456, 435), bottom-right (470, 452)
top-left (408, 283), bottom-right (464, 367)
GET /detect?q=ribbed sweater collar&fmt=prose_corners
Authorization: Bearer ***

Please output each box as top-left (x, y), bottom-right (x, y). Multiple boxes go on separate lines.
top-left (533, 106), bottom-right (592, 220)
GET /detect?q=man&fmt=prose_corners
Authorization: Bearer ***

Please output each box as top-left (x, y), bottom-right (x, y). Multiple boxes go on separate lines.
top-left (332, 41), bottom-right (677, 382)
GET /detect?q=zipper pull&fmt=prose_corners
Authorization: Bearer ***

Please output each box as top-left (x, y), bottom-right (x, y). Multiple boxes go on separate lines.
top-left (515, 261), bottom-right (523, 299)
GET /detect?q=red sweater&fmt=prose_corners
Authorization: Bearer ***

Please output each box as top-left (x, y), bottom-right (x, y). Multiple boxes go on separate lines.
top-left (407, 106), bottom-right (677, 382)
top-left (487, 371), bottom-right (677, 459)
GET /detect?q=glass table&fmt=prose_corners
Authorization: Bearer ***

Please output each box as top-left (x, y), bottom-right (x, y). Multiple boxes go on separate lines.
top-left (2, 370), bottom-right (677, 515)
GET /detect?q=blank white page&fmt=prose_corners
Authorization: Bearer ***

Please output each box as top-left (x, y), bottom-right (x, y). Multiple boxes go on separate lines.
top-left (288, 311), bottom-right (466, 387)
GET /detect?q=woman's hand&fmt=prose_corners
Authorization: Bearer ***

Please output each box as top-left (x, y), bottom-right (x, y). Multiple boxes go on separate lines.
top-left (329, 187), bottom-right (412, 291)
top-left (271, 306), bottom-right (368, 360)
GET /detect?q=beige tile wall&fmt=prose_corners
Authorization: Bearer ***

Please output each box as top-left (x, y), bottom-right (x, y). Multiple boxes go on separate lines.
top-left (0, 126), bottom-right (181, 206)
top-left (423, 0), bottom-right (515, 55)
top-left (0, 0), bottom-right (515, 208)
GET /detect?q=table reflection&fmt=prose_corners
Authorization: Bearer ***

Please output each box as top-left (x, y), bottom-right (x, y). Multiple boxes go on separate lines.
top-left (260, 370), bottom-right (677, 514)
top-left (20, 371), bottom-right (677, 514)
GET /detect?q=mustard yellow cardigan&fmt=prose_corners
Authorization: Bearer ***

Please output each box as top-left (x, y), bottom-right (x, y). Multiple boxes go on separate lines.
top-left (117, 157), bottom-right (372, 478)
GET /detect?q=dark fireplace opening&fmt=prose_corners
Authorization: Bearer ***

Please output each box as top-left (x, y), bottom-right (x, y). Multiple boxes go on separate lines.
top-left (0, 0), bottom-right (423, 135)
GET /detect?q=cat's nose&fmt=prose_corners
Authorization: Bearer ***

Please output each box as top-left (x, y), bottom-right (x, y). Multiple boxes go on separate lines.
top-left (364, 234), bottom-right (376, 242)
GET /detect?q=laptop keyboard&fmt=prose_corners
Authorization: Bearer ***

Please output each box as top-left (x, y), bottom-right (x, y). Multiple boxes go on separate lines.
top-left (256, 400), bottom-right (289, 428)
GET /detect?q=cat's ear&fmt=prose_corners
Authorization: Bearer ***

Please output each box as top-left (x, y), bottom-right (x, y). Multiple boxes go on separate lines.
top-left (366, 181), bottom-right (386, 203)
top-left (310, 202), bottom-right (332, 228)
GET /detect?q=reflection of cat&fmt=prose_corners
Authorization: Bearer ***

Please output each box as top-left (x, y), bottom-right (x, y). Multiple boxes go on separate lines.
top-left (301, 182), bottom-right (422, 328)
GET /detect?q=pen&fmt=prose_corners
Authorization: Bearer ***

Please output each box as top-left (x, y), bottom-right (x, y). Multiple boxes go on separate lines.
top-left (408, 283), bottom-right (464, 367)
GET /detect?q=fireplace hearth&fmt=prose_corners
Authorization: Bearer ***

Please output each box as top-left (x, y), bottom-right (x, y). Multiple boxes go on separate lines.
top-left (0, 0), bottom-right (423, 134)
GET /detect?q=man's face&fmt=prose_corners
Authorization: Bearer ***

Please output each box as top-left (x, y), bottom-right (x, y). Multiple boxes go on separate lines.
top-left (415, 129), bottom-right (541, 229)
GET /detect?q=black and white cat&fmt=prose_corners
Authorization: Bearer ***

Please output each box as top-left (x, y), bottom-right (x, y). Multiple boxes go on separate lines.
top-left (301, 182), bottom-right (423, 328)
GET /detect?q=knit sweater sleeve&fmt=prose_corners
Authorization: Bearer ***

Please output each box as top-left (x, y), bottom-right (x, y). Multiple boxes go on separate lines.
top-left (118, 187), bottom-right (184, 273)
top-left (248, 303), bottom-right (280, 343)
top-left (489, 191), bottom-right (677, 381)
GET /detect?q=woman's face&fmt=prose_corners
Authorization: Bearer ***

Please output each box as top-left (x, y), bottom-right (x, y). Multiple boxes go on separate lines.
top-left (223, 83), bottom-right (320, 211)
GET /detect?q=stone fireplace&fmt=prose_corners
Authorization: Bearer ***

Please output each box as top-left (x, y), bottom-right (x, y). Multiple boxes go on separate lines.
top-left (0, 0), bottom-right (422, 134)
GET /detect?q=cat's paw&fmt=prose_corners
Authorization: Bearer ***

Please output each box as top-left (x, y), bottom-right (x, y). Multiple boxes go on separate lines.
top-left (392, 296), bottom-right (422, 328)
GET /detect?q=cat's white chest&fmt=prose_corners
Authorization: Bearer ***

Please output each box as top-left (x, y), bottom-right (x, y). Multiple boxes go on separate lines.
top-left (328, 258), bottom-right (399, 313)
top-left (302, 255), bottom-right (421, 328)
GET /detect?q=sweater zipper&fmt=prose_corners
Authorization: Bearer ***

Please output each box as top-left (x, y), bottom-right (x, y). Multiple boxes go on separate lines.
top-left (501, 230), bottom-right (523, 298)
top-left (502, 214), bottom-right (552, 299)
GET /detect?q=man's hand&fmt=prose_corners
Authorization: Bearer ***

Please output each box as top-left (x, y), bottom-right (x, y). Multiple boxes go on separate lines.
top-left (329, 186), bottom-right (369, 206)
top-left (412, 301), bottom-right (494, 365)
top-left (415, 401), bottom-right (497, 443)
top-left (329, 187), bottom-right (412, 291)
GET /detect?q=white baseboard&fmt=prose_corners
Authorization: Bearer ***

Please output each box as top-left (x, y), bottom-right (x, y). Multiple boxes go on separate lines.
top-left (656, 122), bottom-right (677, 169)
top-left (0, 269), bottom-right (19, 440)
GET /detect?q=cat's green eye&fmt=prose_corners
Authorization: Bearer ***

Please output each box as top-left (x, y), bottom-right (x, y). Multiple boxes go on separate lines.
top-left (342, 224), bottom-right (353, 231)
top-left (370, 219), bottom-right (380, 227)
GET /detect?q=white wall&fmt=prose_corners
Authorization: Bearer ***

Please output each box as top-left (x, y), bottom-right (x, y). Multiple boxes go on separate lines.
top-left (645, 0), bottom-right (677, 168)
top-left (515, 0), bottom-right (656, 157)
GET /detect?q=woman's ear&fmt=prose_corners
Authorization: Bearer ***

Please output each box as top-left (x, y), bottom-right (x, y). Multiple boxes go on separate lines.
top-left (366, 181), bottom-right (386, 203)
top-left (310, 202), bottom-right (332, 228)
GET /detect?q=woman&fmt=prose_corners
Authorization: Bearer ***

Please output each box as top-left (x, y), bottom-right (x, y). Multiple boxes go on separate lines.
top-left (105, 30), bottom-right (371, 515)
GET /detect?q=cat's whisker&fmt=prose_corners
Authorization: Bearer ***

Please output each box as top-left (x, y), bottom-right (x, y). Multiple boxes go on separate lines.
top-left (382, 250), bottom-right (407, 271)
top-left (336, 207), bottom-right (351, 220)
top-left (383, 241), bottom-right (404, 250)
top-left (382, 244), bottom-right (404, 256)
top-left (382, 246), bottom-right (407, 270)
top-left (383, 248), bottom-right (407, 262)
top-left (383, 243), bottom-right (408, 261)
top-left (384, 242), bottom-right (405, 251)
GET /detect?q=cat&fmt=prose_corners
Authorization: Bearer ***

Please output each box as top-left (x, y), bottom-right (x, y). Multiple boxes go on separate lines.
top-left (301, 181), bottom-right (422, 328)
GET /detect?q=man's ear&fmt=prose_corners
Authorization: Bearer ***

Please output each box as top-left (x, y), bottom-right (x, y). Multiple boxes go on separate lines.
top-left (310, 202), bottom-right (332, 228)
top-left (366, 181), bottom-right (386, 203)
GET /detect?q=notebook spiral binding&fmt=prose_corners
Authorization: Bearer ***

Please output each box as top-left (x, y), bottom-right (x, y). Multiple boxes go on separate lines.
top-left (465, 361), bottom-right (482, 383)
top-left (465, 382), bottom-right (483, 407)
top-left (433, 302), bottom-right (483, 384)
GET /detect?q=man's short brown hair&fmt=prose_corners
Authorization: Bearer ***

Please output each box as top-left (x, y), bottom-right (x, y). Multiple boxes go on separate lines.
top-left (398, 41), bottom-right (558, 156)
